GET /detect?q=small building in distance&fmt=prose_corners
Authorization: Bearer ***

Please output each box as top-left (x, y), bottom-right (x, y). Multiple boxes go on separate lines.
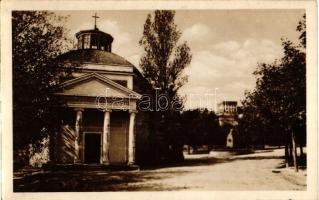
top-left (217, 101), bottom-right (242, 148)
top-left (217, 101), bottom-right (238, 127)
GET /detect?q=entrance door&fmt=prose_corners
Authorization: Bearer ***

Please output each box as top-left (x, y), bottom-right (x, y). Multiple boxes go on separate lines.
top-left (109, 112), bottom-right (128, 164)
top-left (84, 133), bottom-right (101, 164)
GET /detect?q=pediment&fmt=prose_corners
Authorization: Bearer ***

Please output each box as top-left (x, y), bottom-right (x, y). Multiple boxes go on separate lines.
top-left (57, 73), bottom-right (141, 99)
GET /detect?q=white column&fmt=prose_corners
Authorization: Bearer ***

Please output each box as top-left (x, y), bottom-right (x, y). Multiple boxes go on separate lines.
top-left (128, 111), bottom-right (137, 165)
top-left (74, 108), bottom-right (83, 163)
top-left (102, 110), bottom-right (111, 164)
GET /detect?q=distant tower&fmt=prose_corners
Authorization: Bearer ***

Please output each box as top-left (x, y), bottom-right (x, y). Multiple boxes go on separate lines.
top-left (217, 101), bottom-right (238, 126)
top-left (217, 101), bottom-right (243, 148)
top-left (75, 13), bottom-right (113, 51)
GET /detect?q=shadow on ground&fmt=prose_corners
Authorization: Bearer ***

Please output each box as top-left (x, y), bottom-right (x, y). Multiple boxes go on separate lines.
top-left (14, 156), bottom-right (229, 192)
top-left (14, 148), bottom-right (301, 192)
top-left (140, 156), bottom-right (228, 170)
top-left (14, 169), bottom-right (191, 191)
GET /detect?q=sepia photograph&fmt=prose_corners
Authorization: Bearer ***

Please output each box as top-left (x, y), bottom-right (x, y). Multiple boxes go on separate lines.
top-left (1, 1), bottom-right (318, 200)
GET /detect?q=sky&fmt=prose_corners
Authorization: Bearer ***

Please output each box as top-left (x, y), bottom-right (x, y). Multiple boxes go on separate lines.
top-left (55, 10), bottom-right (304, 110)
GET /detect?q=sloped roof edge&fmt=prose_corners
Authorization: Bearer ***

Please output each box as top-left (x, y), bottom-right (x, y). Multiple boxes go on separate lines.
top-left (60, 72), bottom-right (142, 99)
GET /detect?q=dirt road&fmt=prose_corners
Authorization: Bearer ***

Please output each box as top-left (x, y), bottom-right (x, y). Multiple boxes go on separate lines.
top-left (14, 148), bottom-right (306, 191)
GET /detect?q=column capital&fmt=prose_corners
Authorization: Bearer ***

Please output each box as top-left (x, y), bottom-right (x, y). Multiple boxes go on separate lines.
top-left (103, 109), bottom-right (112, 113)
top-left (74, 108), bottom-right (84, 112)
top-left (129, 110), bottom-right (138, 114)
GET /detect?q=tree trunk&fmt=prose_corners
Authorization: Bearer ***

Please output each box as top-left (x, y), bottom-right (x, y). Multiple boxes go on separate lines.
top-left (49, 132), bottom-right (58, 164)
top-left (299, 144), bottom-right (303, 157)
top-left (299, 140), bottom-right (304, 157)
top-left (289, 142), bottom-right (293, 160)
top-left (291, 131), bottom-right (299, 172)
top-left (285, 143), bottom-right (289, 167)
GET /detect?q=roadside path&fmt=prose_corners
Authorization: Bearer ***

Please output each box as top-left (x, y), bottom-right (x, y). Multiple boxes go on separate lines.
top-left (14, 148), bottom-right (306, 191)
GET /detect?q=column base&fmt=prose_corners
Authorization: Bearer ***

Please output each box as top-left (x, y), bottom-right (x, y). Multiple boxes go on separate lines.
top-left (126, 164), bottom-right (140, 171)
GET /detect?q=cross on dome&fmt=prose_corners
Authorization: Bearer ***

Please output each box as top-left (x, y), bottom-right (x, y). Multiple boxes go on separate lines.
top-left (92, 12), bottom-right (100, 30)
top-left (75, 12), bottom-right (113, 51)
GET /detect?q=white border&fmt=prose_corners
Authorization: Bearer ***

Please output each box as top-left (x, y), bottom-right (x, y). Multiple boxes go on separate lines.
top-left (1, 1), bottom-right (317, 200)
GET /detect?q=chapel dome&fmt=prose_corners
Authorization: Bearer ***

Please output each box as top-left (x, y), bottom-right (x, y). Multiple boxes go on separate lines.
top-left (75, 28), bottom-right (113, 52)
top-left (58, 14), bottom-right (134, 67)
top-left (57, 49), bottom-right (134, 66)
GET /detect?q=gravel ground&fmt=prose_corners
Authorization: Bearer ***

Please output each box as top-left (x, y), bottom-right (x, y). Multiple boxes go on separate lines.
top-left (14, 148), bottom-right (306, 191)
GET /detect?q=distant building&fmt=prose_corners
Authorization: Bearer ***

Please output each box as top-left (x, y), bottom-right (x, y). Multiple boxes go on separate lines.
top-left (217, 101), bottom-right (239, 127)
top-left (217, 101), bottom-right (243, 148)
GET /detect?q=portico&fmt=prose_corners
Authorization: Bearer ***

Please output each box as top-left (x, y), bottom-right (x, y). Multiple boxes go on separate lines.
top-left (69, 107), bottom-right (137, 165)
top-left (54, 19), bottom-right (143, 166)
top-left (55, 72), bottom-right (141, 165)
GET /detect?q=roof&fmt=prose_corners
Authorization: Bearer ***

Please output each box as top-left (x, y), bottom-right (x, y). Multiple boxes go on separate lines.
top-left (218, 101), bottom-right (238, 106)
top-left (57, 49), bottom-right (134, 66)
top-left (58, 72), bottom-right (142, 99)
top-left (75, 28), bottom-right (113, 42)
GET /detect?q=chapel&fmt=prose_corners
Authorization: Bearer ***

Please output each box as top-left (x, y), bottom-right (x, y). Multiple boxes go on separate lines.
top-left (52, 14), bottom-right (147, 166)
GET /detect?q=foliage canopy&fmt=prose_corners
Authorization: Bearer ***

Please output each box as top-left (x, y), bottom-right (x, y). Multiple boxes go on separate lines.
top-left (13, 11), bottom-right (72, 151)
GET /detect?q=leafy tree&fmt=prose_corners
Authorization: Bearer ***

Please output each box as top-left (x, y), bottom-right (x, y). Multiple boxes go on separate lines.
top-left (240, 14), bottom-right (306, 170)
top-left (297, 14), bottom-right (306, 48)
top-left (139, 10), bottom-right (192, 108)
top-left (181, 109), bottom-right (221, 148)
top-left (12, 11), bottom-right (72, 162)
top-left (139, 10), bottom-right (192, 163)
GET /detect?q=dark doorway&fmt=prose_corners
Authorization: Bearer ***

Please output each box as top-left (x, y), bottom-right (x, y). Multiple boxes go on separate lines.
top-left (84, 133), bottom-right (101, 164)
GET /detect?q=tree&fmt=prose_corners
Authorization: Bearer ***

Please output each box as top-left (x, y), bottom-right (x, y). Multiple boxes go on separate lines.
top-left (12, 11), bottom-right (72, 163)
top-left (181, 109), bottom-right (221, 148)
top-left (139, 10), bottom-right (192, 162)
top-left (240, 14), bottom-right (306, 171)
top-left (139, 10), bottom-right (192, 108)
